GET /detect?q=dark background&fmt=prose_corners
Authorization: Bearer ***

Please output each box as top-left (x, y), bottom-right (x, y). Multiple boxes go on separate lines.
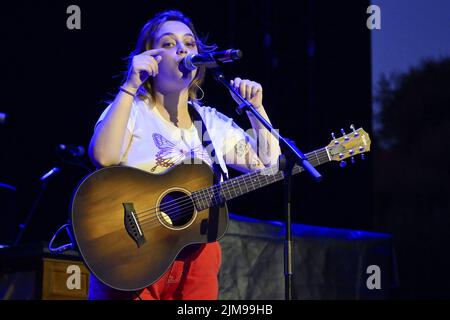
top-left (1, 0), bottom-right (446, 299)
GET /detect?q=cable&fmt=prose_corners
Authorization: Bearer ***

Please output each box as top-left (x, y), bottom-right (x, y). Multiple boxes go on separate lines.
top-left (48, 223), bottom-right (74, 253)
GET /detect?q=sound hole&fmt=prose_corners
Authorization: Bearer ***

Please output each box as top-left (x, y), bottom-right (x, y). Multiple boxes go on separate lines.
top-left (159, 191), bottom-right (194, 227)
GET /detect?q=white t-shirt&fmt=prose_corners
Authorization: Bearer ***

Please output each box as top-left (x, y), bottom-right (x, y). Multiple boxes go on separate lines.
top-left (95, 99), bottom-right (252, 178)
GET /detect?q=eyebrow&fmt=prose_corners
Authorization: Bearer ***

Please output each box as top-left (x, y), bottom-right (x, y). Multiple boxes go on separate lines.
top-left (156, 32), bottom-right (195, 42)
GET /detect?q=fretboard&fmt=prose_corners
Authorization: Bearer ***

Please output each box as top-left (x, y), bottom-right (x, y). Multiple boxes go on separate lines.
top-left (193, 147), bottom-right (330, 211)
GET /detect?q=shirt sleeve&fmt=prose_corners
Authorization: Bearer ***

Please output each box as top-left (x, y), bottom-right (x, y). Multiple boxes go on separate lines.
top-left (200, 106), bottom-right (255, 157)
top-left (94, 100), bottom-right (138, 135)
top-left (93, 100), bottom-right (138, 162)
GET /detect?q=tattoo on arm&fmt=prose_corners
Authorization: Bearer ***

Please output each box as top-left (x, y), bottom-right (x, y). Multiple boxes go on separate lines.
top-left (234, 139), bottom-right (250, 157)
top-left (234, 139), bottom-right (264, 171)
top-left (247, 154), bottom-right (264, 170)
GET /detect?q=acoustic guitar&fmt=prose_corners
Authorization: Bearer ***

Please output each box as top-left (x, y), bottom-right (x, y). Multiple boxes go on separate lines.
top-left (71, 127), bottom-right (371, 290)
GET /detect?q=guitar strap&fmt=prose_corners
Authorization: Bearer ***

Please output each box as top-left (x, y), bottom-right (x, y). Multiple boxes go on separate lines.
top-left (188, 102), bottom-right (226, 243)
top-left (188, 102), bottom-right (227, 184)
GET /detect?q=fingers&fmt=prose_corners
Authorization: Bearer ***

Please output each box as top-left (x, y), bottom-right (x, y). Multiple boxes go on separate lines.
top-left (231, 77), bottom-right (246, 98)
top-left (146, 56), bottom-right (159, 76)
top-left (251, 83), bottom-right (261, 98)
top-left (141, 49), bottom-right (164, 69)
top-left (132, 54), bottom-right (160, 78)
top-left (126, 49), bottom-right (165, 88)
top-left (141, 48), bottom-right (165, 57)
top-left (230, 77), bottom-right (262, 100)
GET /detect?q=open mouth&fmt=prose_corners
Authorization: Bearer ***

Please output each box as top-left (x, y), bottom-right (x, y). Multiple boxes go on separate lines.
top-left (178, 61), bottom-right (191, 75)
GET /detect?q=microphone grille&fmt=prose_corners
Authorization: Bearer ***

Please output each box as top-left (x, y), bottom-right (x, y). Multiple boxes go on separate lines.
top-left (182, 53), bottom-right (197, 72)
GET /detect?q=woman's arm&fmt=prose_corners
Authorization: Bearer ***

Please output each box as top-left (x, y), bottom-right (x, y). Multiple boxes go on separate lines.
top-left (88, 91), bottom-right (135, 167)
top-left (245, 105), bottom-right (281, 166)
top-left (89, 49), bottom-right (163, 167)
top-left (224, 78), bottom-right (281, 173)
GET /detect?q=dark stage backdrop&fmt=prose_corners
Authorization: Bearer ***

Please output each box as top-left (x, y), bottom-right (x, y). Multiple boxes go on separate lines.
top-left (0, 1), bottom-right (372, 245)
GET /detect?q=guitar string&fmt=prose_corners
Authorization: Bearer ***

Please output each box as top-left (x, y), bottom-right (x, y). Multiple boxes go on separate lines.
top-left (135, 152), bottom-right (329, 229)
top-left (135, 148), bottom-right (328, 220)
top-left (134, 149), bottom-right (328, 221)
top-left (137, 158), bottom-right (328, 231)
top-left (135, 151), bottom-right (329, 227)
top-left (138, 173), bottom-right (279, 229)
top-left (137, 155), bottom-right (330, 231)
top-left (136, 151), bottom-right (329, 228)
top-left (137, 165), bottom-right (282, 228)
top-left (134, 166), bottom-right (271, 220)
top-left (137, 166), bottom-right (284, 228)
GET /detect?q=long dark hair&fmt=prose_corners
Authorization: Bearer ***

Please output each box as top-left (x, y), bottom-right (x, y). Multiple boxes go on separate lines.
top-left (127, 10), bottom-right (217, 103)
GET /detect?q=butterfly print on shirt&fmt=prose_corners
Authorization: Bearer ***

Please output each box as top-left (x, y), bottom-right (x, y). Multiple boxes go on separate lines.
top-left (150, 133), bottom-right (212, 172)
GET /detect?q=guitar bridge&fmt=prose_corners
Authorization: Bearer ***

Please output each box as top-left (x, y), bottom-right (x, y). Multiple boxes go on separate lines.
top-left (123, 203), bottom-right (146, 248)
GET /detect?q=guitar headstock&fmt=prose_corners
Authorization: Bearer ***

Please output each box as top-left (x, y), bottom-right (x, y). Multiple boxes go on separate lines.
top-left (326, 125), bottom-right (371, 166)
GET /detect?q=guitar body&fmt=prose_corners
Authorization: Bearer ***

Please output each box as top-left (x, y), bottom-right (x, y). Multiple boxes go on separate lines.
top-left (71, 160), bottom-right (228, 291)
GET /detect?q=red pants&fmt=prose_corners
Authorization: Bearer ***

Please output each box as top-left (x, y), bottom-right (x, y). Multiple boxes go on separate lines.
top-left (88, 242), bottom-right (222, 300)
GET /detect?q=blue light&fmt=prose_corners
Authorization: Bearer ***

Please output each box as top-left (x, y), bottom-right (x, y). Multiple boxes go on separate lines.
top-left (229, 213), bottom-right (391, 240)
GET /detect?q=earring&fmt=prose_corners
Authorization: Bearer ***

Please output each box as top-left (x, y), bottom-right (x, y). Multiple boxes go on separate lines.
top-left (195, 83), bottom-right (205, 101)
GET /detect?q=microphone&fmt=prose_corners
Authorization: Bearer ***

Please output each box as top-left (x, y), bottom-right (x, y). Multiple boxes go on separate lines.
top-left (180, 49), bottom-right (243, 72)
top-left (58, 144), bottom-right (85, 157)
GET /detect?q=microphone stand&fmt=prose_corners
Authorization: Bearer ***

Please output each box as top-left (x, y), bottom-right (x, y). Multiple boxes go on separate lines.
top-left (13, 167), bottom-right (61, 246)
top-left (211, 68), bottom-right (322, 300)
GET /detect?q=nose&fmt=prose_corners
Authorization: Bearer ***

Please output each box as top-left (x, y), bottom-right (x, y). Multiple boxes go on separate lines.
top-left (176, 43), bottom-right (188, 56)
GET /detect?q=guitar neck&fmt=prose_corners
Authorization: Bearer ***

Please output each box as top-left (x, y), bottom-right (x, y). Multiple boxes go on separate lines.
top-left (193, 147), bottom-right (330, 211)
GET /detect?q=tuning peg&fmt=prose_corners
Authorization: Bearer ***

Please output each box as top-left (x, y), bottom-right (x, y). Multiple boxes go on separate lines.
top-left (351, 156), bottom-right (355, 164)
top-left (340, 160), bottom-right (347, 168)
top-left (361, 154), bottom-right (365, 161)
top-left (350, 124), bottom-right (359, 137)
top-left (331, 132), bottom-right (339, 144)
top-left (340, 128), bottom-right (349, 141)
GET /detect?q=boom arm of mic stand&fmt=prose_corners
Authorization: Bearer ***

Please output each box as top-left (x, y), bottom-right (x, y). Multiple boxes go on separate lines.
top-left (211, 68), bottom-right (322, 182)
